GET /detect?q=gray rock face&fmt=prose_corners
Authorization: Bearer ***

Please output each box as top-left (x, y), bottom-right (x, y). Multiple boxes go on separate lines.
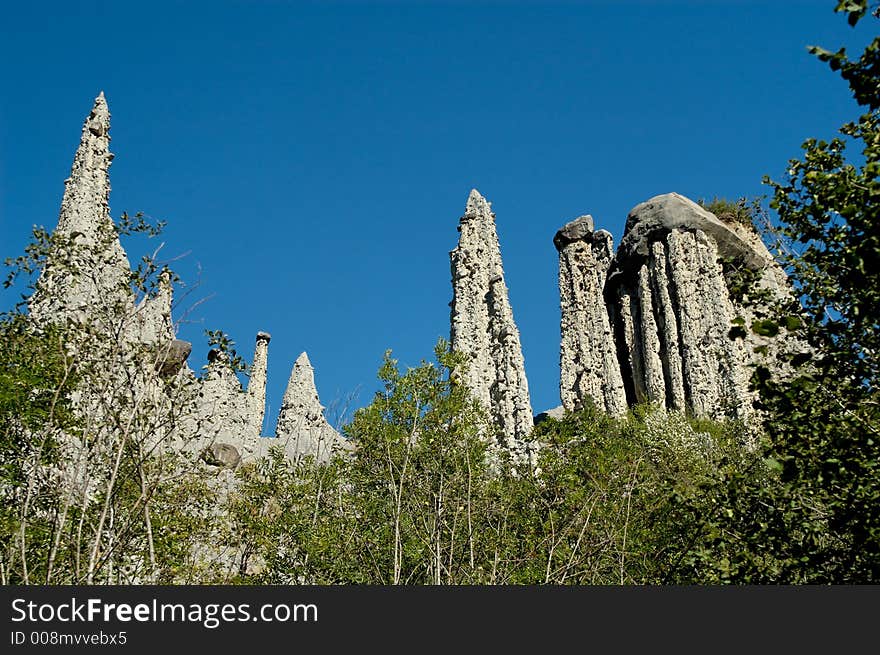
top-left (194, 350), bottom-right (252, 451)
top-left (534, 405), bottom-right (565, 425)
top-left (274, 352), bottom-right (350, 464)
top-left (29, 92), bottom-right (133, 327)
top-left (617, 192), bottom-right (772, 270)
top-left (24, 93), bottom-right (354, 538)
top-left (559, 192), bottom-right (791, 423)
top-left (135, 269), bottom-right (175, 345)
top-left (608, 194), bottom-right (763, 420)
top-left (555, 216), bottom-right (627, 415)
top-left (450, 189), bottom-right (533, 448)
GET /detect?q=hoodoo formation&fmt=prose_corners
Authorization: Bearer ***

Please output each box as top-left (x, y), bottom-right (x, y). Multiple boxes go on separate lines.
top-left (274, 352), bottom-right (351, 464)
top-left (555, 216), bottom-right (628, 416)
top-left (449, 190), bottom-right (534, 451)
top-left (555, 192), bottom-right (792, 423)
top-left (21, 94), bottom-right (795, 469)
top-left (28, 93), bottom-right (131, 329)
top-left (28, 93), bottom-right (347, 470)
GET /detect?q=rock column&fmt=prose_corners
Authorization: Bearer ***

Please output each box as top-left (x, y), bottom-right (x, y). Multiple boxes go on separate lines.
top-left (554, 216), bottom-right (627, 415)
top-left (609, 193), bottom-right (758, 420)
top-left (245, 331), bottom-right (272, 447)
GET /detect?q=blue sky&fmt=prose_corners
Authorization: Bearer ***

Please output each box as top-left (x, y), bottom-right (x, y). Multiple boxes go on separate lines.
top-left (0, 1), bottom-right (872, 432)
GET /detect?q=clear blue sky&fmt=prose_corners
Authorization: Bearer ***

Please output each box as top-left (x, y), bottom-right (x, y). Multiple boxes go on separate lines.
top-left (0, 1), bottom-right (871, 432)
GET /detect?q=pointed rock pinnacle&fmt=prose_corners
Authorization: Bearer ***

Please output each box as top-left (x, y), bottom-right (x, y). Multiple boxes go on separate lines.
top-left (466, 188), bottom-right (491, 214)
top-left (275, 352), bottom-right (349, 463)
top-left (245, 331), bottom-right (271, 447)
top-left (450, 189), bottom-right (533, 448)
top-left (29, 93), bottom-right (132, 325)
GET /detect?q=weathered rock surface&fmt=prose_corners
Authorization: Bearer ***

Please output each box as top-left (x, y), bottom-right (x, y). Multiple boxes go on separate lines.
top-left (27, 95), bottom-right (290, 475)
top-left (559, 192), bottom-right (792, 423)
top-left (616, 192), bottom-right (772, 270)
top-left (30, 92), bottom-right (799, 496)
top-left (136, 269), bottom-right (175, 345)
top-left (534, 405), bottom-right (565, 425)
top-left (29, 92), bottom-right (132, 327)
top-left (155, 339), bottom-right (193, 377)
top-left (274, 352), bottom-right (350, 463)
top-left (555, 216), bottom-right (627, 415)
top-left (246, 332), bottom-right (271, 442)
top-left (450, 189), bottom-right (533, 449)
top-left (190, 331), bottom-right (274, 461)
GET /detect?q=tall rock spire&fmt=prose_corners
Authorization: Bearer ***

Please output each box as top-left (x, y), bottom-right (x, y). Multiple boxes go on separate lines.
top-left (29, 92), bottom-right (133, 326)
top-left (246, 331), bottom-right (271, 442)
top-left (275, 352), bottom-right (349, 463)
top-left (450, 189), bottom-right (533, 447)
top-left (554, 215), bottom-right (627, 415)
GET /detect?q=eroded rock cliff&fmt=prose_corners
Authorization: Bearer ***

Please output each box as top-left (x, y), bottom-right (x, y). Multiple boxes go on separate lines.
top-left (557, 192), bottom-right (793, 424)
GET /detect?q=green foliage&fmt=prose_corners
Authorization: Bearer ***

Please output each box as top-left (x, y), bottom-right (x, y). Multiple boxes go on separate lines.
top-left (698, 196), bottom-right (758, 229)
top-left (677, 2), bottom-right (880, 583)
top-left (3, 212), bottom-right (167, 299)
top-left (219, 342), bottom-right (748, 585)
top-left (720, 255), bottom-right (770, 306)
top-left (114, 211), bottom-right (166, 238)
top-left (6, 1), bottom-right (879, 586)
top-left (222, 341), bottom-right (500, 584)
top-left (204, 329), bottom-right (249, 375)
top-left (0, 314), bottom-right (78, 441)
top-left (513, 406), bottom-right (749, 584)
top-left (0, 212), bottom-right (225, 584)
top-left (0, 314), bottom-right (79, 579)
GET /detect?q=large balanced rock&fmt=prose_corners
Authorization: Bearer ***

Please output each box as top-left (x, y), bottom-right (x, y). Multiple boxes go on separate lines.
top-left (557, 192), bottom-right (792, 423)
top-left (201, 442), bottom-right (242, 469)
top-left (607, 193), bottom-right (770, 420)
top-left (450, 189), bottom-right (533, 449)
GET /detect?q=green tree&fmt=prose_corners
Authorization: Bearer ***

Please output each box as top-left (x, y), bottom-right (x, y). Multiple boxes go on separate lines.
top-left (1, 215), bottom-right (218, 584)
top-left (221, 340), bottom-right (501, 585)
top-left (676, 1), bottom-right (880, 583)
top-left (504, 405), bottom-right (748, 584)
top-left (331, 341), bottom-right (497, 584)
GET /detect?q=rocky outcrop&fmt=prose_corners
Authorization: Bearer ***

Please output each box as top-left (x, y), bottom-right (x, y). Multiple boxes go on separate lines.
top-left (136, 269), bottom-right (175, 345)
top-left (609, 193), bottom-right (762, 420)
top-left (29, 92), bottom-right (795, 485)
top-left (27, 94), bottom-right (292, 474)
top-left (450, 189), bottom-right (533, 448)
top-left (558, 192), bottom-right (791, 423)
top-left (555, 215), bottom-right (627, 415)
top-left (274, 352), bottom-right (350, 464)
